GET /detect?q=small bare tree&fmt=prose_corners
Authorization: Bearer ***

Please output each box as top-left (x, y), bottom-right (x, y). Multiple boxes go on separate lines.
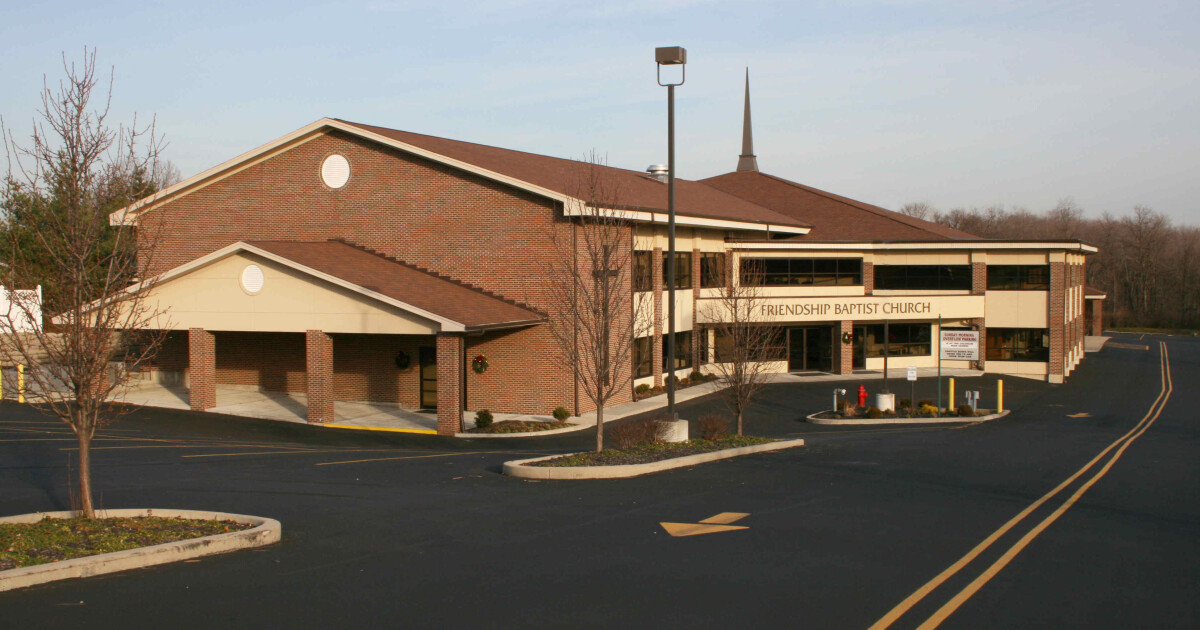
top-left (546, 154), bottom-right (648, 452)
top-left (0, 49), bottom-right (170, 518)
top-left (700, 258), bottom-right (782, 435)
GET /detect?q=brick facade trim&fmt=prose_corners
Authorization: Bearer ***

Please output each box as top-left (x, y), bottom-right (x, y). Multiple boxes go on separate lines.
top-left (187, 328), bottom-right (216, 411)
top-left (305, 330), bottom-right (335, 423)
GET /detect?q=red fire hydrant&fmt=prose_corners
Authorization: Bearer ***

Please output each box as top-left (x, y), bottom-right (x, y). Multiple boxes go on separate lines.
top-left (857, 385), bottom-right (868, 408)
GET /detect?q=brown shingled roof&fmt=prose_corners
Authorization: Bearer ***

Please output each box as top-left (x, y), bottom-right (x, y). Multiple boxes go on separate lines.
top-left (337, 120), bottom-right (810, 231)
top-left (700, 170), bottom-right (979, 241)
top-left (246, 240), bottom-right (544, 330)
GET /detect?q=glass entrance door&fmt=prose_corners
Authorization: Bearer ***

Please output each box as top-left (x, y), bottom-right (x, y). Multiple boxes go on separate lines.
top-left (788, 326), bottom-right (834, 372)
top-left (419, 346), bottom-right (437, 409)
top-left (852, 326), bottom-right (866, 370)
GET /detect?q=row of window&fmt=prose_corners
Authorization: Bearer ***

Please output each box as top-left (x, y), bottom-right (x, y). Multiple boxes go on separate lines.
top-left (634, 255), bottom-right (1052, 293)
top-left (632, 326), bottom-right (1051, 377)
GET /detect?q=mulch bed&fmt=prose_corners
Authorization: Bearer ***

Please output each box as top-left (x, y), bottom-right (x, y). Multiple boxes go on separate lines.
top-left (530, 435), bottom-right (774, 467)
top-left (0, 516), bottom-right (253, 571)
top-left (467, 420), bottom-right (574, 434)
top-left (811, 409), bottom-right (986, 420)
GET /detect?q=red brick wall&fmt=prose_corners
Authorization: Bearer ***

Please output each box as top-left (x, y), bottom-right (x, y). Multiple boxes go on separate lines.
top-left (139, 131), bottom-right (583, 416)
top-left (214, 332), bottom-right (307, 392)
top-left (971, 262), bottom-right (986, 296)
top-left (331, 334), bottom-right (424, 407)
top-left (862, 261), bottom-right (874, 295)
top-left (1048, 261), bottom-right (1066, 379)
top-left (436, 333), bottom-right (464, 435)
top-left (187, 329), bottom-right (216, 410)
top-left (836, 320), bottom-right (853, 374)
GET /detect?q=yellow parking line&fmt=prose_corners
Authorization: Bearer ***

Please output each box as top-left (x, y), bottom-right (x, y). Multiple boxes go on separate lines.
top-left (63, 443), bottom-right (322, 452)
top-left (871, 341), bottom-right (1172, 630)
top-left (183, 448), bottom-right (414, 459)
top-left (316, 451), bottom-right (492, 466)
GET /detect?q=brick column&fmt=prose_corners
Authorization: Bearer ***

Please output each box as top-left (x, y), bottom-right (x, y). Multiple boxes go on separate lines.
top-left (436, 333), bottom-right (465, 436)
top-left (971, 262), bottom-right (987, 295)
top-left (1048, 261), bottom-right (1066, 383)
top-left (652, 247), bottom-right (663, 387)
top-left (972, 318), bottom-right (987, 371)
top-left (691, 248), bottom-right (701, 370)
top-left (1091, 299), bottom-right (1103, 336)
top-left (305, 330), bottom-right (334, 424)
top-left (836, 320), bottom-right (854, 375)
top-left (862, 261), bottom-right (874, 295)
top-left (187, 328), bottom-right (216, 411)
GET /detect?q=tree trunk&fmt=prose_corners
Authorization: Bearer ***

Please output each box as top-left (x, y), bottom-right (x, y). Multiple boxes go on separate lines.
top-left (76, 430), bottom-right (95, 518)
top-left (737, 409), bottom-right (744, 436)
top-left (595, 405), bottom-right (604, 453)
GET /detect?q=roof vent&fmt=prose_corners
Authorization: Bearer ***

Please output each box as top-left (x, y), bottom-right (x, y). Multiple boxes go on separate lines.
top-left (646, 164), bottom-right (669, 183)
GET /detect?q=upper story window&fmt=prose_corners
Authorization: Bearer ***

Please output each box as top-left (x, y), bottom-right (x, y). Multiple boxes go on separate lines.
top-left (987, 265), bottom-right (1050, 290)
top-left (633, 251), bottom-right (653, 292)
top-left (662, 251), bottom-right (692, 289)
top-left (700, 253), bottom-right (725, 288)
top-left (740, 258), bottom-right (862, 287)
top-left (874, 265), bottom-right (972, 291)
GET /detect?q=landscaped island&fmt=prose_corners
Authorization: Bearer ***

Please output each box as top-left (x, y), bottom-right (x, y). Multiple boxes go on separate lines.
top-left (530, 435), bottom-right (773, 467)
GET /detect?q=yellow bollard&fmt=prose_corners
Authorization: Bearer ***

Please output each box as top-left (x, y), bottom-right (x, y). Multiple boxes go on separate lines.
top-left (17, 364), bottom-right (25, 403)
top-left (948, 377), bottom-right (955, 410)
top-left (998, 379), bottom-right (1004, 413)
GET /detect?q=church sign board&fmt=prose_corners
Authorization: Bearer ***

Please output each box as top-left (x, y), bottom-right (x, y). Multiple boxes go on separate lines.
top-left (697, 295), bottom-right (985, 324)
top-left (940, 329), bottom-right (980, 361)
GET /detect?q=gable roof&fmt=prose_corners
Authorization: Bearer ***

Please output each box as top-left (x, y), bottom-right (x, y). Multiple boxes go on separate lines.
top-left (111, 118), bottom-right (810, 235)
top-left (700, 170), bottom-right (980, 241)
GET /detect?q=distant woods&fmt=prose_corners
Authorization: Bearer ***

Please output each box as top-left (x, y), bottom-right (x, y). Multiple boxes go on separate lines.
top-left (900, 200), bottom-right (1200, 331)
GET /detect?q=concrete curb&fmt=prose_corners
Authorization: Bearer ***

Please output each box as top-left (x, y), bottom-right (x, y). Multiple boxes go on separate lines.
top-left (805, 409), bottom-right (1010, 425)
top-left (502, 439), bottom-right (805, 480)
top-left (456, 422), bottom-right (585, 439)
top-left (0, 509), bottom-right (281, 592)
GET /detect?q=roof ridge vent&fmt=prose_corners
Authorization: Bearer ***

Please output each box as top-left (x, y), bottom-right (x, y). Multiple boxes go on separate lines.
top-left (646, 164), bottom-right (668, 183)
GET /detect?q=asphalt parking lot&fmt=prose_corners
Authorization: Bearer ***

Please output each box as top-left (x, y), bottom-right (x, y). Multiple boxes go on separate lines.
top-left (1, 332), bottom-right (1196, 629)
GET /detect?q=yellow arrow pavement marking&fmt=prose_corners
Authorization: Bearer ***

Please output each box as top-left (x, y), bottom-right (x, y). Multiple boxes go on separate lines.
top-left (661, 512), bottom-right (750, 537)
top-left (1066, 412), bottom-right (1092, 418)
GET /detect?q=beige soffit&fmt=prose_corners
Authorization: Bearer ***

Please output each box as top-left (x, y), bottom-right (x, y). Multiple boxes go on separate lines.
top-left (110, 119), bottom-right (800, 235)
top-left (729, 241), bottom-right (1099, 253)
top-left (61, 241), bottom-right (467, 332)
top-left (563, 203), bottom-right (809, 236)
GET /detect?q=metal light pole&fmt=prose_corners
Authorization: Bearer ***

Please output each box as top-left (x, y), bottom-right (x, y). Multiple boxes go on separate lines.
top-left (656, 46), bottom-right (686, 421)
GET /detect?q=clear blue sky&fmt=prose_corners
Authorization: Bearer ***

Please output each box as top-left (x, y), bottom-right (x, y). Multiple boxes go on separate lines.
top-left (3, 0), bottom-right (1197, 224)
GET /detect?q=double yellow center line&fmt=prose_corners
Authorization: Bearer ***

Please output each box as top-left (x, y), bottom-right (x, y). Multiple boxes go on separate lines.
top-left (871, 340), bottom-right (1173, 629)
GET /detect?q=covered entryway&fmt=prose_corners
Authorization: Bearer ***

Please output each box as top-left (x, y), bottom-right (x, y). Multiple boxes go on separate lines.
top-left (787, 326), bottom-right (834, 372)
top-left (127, 240), bottom-right (544, 435)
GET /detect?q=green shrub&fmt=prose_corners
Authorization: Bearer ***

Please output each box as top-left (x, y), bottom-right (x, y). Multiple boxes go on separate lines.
top-left (696, 414), bottom-right (729, 440)
top-left (608, 417), bottom-right (662, 449)
top-left (689, 370), bottom-right (704, 382)
top-left (899, 398), bottom-right (912, 410)
top-left (474, 409), bottom-right (493, 428)
top-left (635, 383), bottom-right (651, 395)
top-left (918, 404), bottom-right (939, 417)
top-left (956, 404), bottom-right (976, 417)
top-left (552, 407), bottom-right (570, 421)
top-left (918, 399), bottom-right (934, 409)
top-left (866, 406), bottom-right (883, 419)
top-left (839, 400), bottom-right (857, 417)
top-left (678, 377), bottom-right (690, 387)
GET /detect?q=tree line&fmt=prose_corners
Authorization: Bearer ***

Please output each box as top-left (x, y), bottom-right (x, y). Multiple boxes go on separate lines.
top-left (901, 200), bottom-right (1200, 331)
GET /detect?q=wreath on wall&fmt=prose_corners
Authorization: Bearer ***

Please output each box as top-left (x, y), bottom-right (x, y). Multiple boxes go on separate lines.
top-left (841, 331), bottom-right (853, 345)
top-left (394, 351), bottom-right (411, 370)
top-left (471, 354), bottom-right (489, 374)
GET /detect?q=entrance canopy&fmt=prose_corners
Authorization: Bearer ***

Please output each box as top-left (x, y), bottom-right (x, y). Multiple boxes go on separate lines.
top-left (136, 240), bottom-right (545, 334)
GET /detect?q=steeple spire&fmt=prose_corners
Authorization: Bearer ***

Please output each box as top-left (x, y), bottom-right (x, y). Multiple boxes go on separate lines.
top-left (737, 68), bottom-right (759, 172)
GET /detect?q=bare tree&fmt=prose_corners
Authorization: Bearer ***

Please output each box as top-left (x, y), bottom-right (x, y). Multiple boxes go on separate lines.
top-left (899, 201), bottom-right (934, 221)
top-left (699, 259), bottom-right (783, 435)
top-left (0, 49), bottom-right (170, 518)
top-left (546, 154), bottom-right (649, 452)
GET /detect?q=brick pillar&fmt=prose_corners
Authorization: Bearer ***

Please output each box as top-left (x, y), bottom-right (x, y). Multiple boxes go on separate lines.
top-left (652, 247), bottom-right (663, 387)
top-left (972, 318), bottom-right (987, 371)
top-left (862, 261), bottom-right (874, 295)
top-left (187, 328), bottom-right (216, 411)
top-left (305, 330), bottom-right (334, 424)
top-left (436, 333), bottom-right (465, 436)
top-left (1048, 261), bottom-right (1066, 383)
top-left (836, 320), bottom-right (854, 375)
top-left (1091, 299), bottom-right (1103, 336)
top-left (971, 262), bottom-right (987, 296)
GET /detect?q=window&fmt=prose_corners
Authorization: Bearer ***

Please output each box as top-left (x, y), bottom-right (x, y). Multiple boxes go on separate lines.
top-left (661, 331), bottom-right (692, 371)
top-left (874, 265), bottom-right (972, 291)
top-left (740, 258), bottom-right (862, 286)
top-left (698, 328), bottom-right (709, 364)
top-left (662, 251), bottom-right (692, 289)
top-left (862, 324), bottom-right (932, 357)
top-left (700, 253), bottom-right (725, 288)
top-left (987, 265), bottom-right (1050, 290)
top-left (713, 327), bottom-right (787, 362)
top-left (987, 328), bottom-right (1049, 362)
top-left (633, 251), bottom-right (652, 292)
top-left (633, 336), bottom-right (653, 378)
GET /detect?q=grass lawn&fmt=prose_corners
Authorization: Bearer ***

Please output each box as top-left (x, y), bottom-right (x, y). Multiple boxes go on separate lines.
top-left (531, 435), bottom-right (774, 467)
top-left (0, 516), bottom-right (253, 571)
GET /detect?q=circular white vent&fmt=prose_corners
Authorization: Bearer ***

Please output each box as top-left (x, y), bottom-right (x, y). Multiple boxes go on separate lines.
top-left (321, 154), bottom-right (350, 189)
top-left (241, 264), bottom-right (265, 294)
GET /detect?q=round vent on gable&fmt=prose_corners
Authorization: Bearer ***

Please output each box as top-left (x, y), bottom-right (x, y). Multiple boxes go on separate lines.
top-left (321, 154), bottom-right (351, 189)
top-left (241, 264), bottom-right (265, 294)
